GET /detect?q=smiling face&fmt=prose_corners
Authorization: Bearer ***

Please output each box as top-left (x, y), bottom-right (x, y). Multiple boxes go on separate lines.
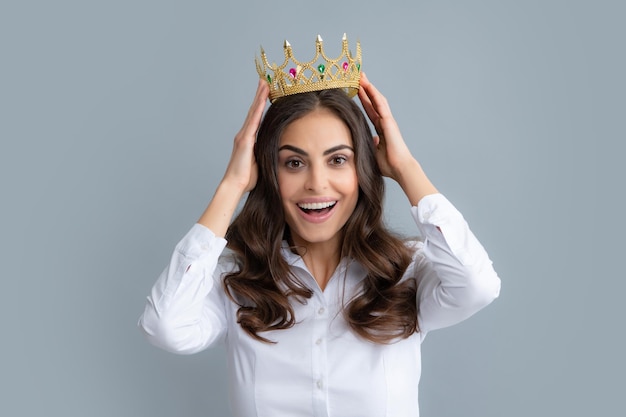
top-left (277, 108), bottom-right (359, 250)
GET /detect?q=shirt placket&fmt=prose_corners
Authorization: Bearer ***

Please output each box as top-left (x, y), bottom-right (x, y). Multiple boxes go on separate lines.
top-left (311, 293), bottom-right (329, 417)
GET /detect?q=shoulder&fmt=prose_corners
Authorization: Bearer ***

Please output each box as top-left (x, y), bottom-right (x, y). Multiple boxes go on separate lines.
top-left (400, 239), bottom-right (427, 280)
top-left (404, 238), bottom-right (425, 260)
top-left (212, 247), bottom-right (242, 283)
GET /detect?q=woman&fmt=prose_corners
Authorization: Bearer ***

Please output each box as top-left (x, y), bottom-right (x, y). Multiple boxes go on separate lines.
top-left (139, 72), bottom-right (501, 416)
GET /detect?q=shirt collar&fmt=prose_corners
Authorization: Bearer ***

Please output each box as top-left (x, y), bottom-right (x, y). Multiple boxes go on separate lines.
top-left (279, 240), bottom-right (363, 279)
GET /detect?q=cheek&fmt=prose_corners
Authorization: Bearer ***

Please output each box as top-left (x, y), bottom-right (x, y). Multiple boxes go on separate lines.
top-left (339, 170), bottom-right (359, 194)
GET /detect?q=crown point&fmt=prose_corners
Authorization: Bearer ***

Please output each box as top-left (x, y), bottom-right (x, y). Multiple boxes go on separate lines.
top-left (284, 39), bottom-right (291, 48)
top-left (317, 34), bottom-right (323, 42)
top-left (342, 33), bottom-right (347, 40)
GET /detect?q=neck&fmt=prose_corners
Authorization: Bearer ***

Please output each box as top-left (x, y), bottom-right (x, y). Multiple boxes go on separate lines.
top-left (290, 235), bottom-right (343, 291)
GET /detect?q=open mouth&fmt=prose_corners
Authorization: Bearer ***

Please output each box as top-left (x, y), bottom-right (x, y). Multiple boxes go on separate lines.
top-left (297, 201), bottom-right (337, 215)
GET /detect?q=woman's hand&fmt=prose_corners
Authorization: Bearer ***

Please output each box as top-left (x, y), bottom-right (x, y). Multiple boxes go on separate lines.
top-left (197, 79), bottom-right (269, 236)
top-left (358, 72), bottom-right (438, 205)
top-left (221, 79), bottom-right (269, 193)
top-left (358, 72), bottom-right (416, 181)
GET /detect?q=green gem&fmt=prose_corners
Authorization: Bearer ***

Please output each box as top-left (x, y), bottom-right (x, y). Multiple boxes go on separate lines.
top-left (266, 74), bottom-right (272, 83)
top-left (357, 63), bottom-right (361, 71)
top-left (317, 64), bottom-right (325, 74)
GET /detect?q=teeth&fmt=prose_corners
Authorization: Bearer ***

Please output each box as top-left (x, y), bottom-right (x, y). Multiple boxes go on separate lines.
top-left (298, 201), bottom-right (336, 210)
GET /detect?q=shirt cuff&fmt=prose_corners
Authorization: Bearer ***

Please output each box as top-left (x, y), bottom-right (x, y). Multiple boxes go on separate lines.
top-left (410, 193), bottom-right (475, 266)
top-left (411, 193), bottom-right (461, 225)
top-left (174, 223), bottom-right (228, 260)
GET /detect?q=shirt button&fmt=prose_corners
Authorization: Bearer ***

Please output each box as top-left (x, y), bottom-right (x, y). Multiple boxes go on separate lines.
top-left (316, 380), bottom-right (323, 389)
top-left (318, 307), bottom-right (325, 315)
top-left (315, 338), bottom-right (322, 345)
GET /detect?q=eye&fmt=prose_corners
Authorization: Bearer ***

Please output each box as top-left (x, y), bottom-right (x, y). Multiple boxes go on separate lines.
top-left (329, 155), bottom-right (348, 166)
top-left (285, 159), bottom-right (304, 169)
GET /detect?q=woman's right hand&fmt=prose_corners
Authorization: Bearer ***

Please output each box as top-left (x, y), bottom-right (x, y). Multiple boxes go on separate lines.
top-left (197, 79), bottom-right (269, 237)
top-left (221, 79), bottom-right (269, 194)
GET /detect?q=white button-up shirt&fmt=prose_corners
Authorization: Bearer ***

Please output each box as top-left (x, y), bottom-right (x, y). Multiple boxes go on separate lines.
top-left (139, 194), bottom-right (501, 417)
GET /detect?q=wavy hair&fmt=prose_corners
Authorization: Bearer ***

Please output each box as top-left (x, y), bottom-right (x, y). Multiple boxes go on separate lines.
top-left (224, 88), bottom-right (417, 343)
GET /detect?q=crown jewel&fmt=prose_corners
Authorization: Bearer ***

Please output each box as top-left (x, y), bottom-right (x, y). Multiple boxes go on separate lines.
top-left (256, 33), bottom-right (362, 102)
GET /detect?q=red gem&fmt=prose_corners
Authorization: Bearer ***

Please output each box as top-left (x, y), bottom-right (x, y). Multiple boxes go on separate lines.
top-left (342, 62), bottom-right (349, 71)
top-left (289, 68), bottom-right (297, 78)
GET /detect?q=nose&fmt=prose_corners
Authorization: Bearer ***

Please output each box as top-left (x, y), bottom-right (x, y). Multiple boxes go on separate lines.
top-left (304, 163), bottom-right (328, 191)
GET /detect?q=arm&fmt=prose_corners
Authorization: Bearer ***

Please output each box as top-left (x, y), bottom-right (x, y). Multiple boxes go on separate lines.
top-left (198, 79), bottom-right (269, 236)
top-left (138, 225), bottom-right (230, 354)
top-left (357, 72), bottom-right (437, 206)
top-left (411, 194), bottom-right (501, 334)
top-left (138, 80), bottom-right (269, 353)
top-left (358, 74), bottom-right (500, 334)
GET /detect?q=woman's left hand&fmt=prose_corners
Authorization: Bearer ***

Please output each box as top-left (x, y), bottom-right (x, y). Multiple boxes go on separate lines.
top-left (358, 72), bottom-right (438, 205)
top-left (358, 72), bottom-right (418, 181)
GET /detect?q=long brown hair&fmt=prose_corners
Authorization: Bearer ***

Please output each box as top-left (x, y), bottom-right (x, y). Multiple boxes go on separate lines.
top-left (224, 89), bottom-right (417, 343)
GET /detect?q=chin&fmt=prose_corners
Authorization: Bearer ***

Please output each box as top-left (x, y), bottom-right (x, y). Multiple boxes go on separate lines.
top-left (287, 224), bottom-right (344, 247)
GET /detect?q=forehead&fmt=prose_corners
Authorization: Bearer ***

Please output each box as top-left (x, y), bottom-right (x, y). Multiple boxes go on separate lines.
top-left (279, 108), bottom-right (352, 148)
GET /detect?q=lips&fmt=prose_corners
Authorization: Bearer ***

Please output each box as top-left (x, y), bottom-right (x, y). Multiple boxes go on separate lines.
top-left (296, 200), bottom-right (337, 223)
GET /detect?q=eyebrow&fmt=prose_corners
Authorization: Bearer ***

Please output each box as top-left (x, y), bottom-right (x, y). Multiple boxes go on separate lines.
top-left (278, 144), bottom-right (354, 156)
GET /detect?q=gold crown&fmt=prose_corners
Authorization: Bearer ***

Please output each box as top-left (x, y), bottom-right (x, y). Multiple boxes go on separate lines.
top-left (255, 33), bottom-right (362, 102)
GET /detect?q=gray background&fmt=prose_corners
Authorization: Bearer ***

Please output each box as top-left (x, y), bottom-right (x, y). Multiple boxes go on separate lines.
top-left (1, 0), bottom-right (623, 416)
